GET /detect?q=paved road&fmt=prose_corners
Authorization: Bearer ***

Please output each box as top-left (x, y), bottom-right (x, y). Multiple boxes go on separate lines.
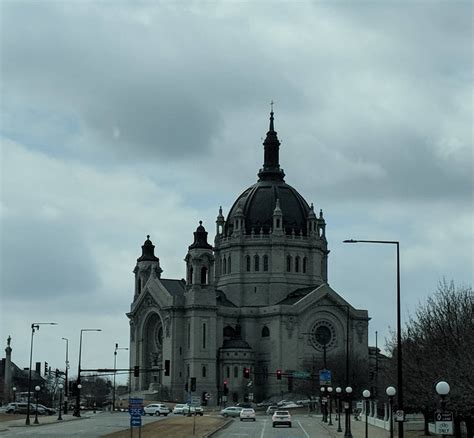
top-left (213, 414), bottom-right (338, 438)
top-left (0, 411), bottom-right (165, 437)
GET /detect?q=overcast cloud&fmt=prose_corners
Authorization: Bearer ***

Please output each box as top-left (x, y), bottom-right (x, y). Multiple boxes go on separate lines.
top-left (1, 1), bottom-right (472, 382)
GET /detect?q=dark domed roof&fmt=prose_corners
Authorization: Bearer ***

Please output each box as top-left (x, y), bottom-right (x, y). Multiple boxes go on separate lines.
top-left (225, 180), bottom-right (310, 236)
top-left (221, 338), bottom-right (252, 349)
top-left (137, 235), bottom-right (160, 262)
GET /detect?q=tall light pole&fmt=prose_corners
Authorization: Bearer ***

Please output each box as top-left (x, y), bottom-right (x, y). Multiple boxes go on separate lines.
top-left (25, 322), bottom-right (57, 425)
top-left (62, 337), bottom-right (69, 414)
top-left (75, 328), bottom-right (101, 417)
top-left (386, 386), bottom-right (396, 438)
top-left (363, 389), bottom-right (371, 438)
top-left (343, 239), bottom-right (404, 438)
top-left (113, 343), bottom-right (128, 412)
top-left (57, 383), bottom-right (64, 421)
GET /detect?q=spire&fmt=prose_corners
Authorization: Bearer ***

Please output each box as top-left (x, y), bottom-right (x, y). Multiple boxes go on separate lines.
top-left (189, 221), bottom-right (213, 250)
top-left (258, 103), bottom-right (285, 182)
top-left (137, 235), bottom-right (160, 262)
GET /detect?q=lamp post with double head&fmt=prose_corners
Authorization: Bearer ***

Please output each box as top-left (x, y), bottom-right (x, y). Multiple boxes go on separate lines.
top-left (62, 337), bottom-right (69, 414)
top-left (343, 239), bottom-right (404, 438)
top-left (75, 329), bottom-right (101, 417)
top-left (57, 383), bottom-right (64, 421)
top-left (344, 386), bottom-right (353, 438)
top-left (336, 387), bottom-right (343, 432)
top-left (386, 386), bottom-right (396, 438)
top-left (25, 322), bottom-right (57, 425)
top-left (113, 343), bottom-right (128, 412)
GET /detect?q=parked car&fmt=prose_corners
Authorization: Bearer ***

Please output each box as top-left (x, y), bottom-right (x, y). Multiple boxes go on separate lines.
top-left (240, 408), bottom-right (256, 421)
top-left (5, 402), bottom-right (46, 415)
top-left (172, 403), bottom-right (188, 414)
top-left (143, 403), bottom-right (170, 416)
top-left (280, 402), bottom-right (300, 409)
top-left (37, 404), bottom-right (57, 415)
top-left (236, 402), bottom-right (253, 409)
top-left (182, 405), bottom-right (204, 416)
top-left (272, 410), bottom-right (292, 428)
top-left (265, 405), bottom-right (279, 415)
top-left (220, 406), bottom-right (243, 417)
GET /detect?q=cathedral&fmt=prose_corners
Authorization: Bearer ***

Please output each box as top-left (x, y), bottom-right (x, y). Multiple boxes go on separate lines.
top-left (127, 110), bottom-right (369, 405)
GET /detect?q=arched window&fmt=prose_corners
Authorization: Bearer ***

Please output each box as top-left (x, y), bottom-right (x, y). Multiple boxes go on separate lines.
top-left (202, 366), bottom-right (207, 378)
top-left (254, 255), bottom-right (260, 271)
top-left (303, 257), bottom-right (307, 273)
top-left (201, 267), bottom-right (208, 284)
top-left (189, 268), bottom-right (193, 284)
top-left (263, 255), bottom-right (269, 271)
top-left (137, 278), bottom-right (142, 295)
top-left (246, 255), bottom-right (251, 272)
top-left (228, 256), bottom-right (231, 273)
top-left (287, 255), bottom-right (292, 272)
top-left (234, 366), bottom-right (239, 378)
top-left (223, 257), bottom-right (227, 274)
top-left (226, 366), bottom-right (230, 378)
top-left (202, 323), bottom-right (207, 349)
top-left (295, 256), bottom-right (300, 273)
top-left (261, 326), bottom-right (270, 337)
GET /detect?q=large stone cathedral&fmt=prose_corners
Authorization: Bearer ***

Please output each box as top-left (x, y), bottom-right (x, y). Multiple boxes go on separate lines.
top-left (127, 111), bottom-right (369, 405)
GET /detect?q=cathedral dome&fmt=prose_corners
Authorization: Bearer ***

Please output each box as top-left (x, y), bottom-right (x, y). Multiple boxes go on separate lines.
top-left (225, 180), bottom-right (310, 236)
top-left (224, 109), bottom-right (310, 236)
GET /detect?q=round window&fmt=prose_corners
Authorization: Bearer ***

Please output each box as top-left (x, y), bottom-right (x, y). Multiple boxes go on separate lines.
top-left (309, 320), bottom-right (336, 351)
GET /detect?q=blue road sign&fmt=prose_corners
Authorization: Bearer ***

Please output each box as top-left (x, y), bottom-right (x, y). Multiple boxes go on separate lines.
top-left (319, 369), bottom-right (332, 385)
top-left (130, 415), bottom-right (142, 427)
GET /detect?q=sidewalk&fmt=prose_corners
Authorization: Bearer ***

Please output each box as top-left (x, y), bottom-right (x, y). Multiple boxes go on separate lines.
top-left (319, 415), bottom-right (393, 438)
top-left (0, 413), bottom-right (89, 432)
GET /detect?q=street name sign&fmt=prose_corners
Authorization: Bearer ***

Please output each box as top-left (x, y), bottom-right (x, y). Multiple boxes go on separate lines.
top-left (190, 396), bottom-right (201, 407)
top-left (293, 371), bottom-right (310, 378)
top-left (435, 411), bottom-right (454, 435)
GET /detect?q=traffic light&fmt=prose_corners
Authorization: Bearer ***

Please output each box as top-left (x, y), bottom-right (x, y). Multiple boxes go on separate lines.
top-left (44, 362), bottom-right (48, 376)
top-left (165, 360), bottom-right (170, 376)
top-left (190, 377), bottom-right (196, 392)
top-left (276, 369), bottom-right (282, 380)
top-left (134, 365), bottom-right (140, 377)
top-left (223, 380), bottom-right (229, 395)
top-left (244, 367), bottom-right (250, 379)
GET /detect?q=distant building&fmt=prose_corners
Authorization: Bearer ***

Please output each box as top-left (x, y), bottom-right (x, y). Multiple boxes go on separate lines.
top-left (127, 111), bottom-right (369, 404)
top-left (0, 337), bottom-right (45, 404)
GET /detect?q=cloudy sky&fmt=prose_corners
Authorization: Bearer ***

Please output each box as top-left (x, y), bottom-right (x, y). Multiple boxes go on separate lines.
top-left (1, 1), bottom-right (472, 385)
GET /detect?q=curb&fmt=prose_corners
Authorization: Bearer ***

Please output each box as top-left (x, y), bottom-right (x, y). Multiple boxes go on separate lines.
top-left (203, 418), bottom-right (233, 437)
top-left (7, 415), bottom-right (89, 428)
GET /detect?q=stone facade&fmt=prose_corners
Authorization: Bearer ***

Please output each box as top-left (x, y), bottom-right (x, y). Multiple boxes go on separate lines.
top-left (127, 111), bottom-right (369, 405)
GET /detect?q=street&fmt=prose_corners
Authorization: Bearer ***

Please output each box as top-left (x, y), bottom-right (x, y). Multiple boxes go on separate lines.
top-left (0, 411), bottom-right (166, 437)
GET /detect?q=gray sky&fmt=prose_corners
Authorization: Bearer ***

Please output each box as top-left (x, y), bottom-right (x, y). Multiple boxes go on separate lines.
top-left (1, 1), bottom-right (472, 385)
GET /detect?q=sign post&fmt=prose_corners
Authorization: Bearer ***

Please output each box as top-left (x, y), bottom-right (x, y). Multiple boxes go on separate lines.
top-left (128, 397), bottom-right (144, 438)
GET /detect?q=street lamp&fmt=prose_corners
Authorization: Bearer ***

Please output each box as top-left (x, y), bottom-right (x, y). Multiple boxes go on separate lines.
top-left (343, 239), bottom-right (404, 438)
top-left (435, 381), bottom-right (450, 438)
top-left (336, 387), bottom-right (343, 432)
top-left (12, 387), bottom-right (17, 403)
top-left (34, 386), bottom-right (41, 424)
top-left (363, 389), bottom-right (371, 438)
top-left (75, 329), bottom-right (101, 417)
top-left (25, 322), bottom-right (57, 425)
top-left (386, 386), bottom-right (396, 438)
top-left (113, 343), bottom-right (128, 412)
top-left (62, 337), bottom-right (69, 414)
top-left (321, 386), bottom-right (327, 422)
top-left (327, 386), bottom-right (333, 425)
top-left (344, 386), bottom-right (353, 438)
top-left (57, 383), bottom-right (64, 421)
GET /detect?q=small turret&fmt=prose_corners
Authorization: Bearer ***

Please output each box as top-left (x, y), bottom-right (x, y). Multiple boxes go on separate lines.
top-left (318, 209), bottom-right (326, 239)
top-left (216, 206), bottom-right (225, 237)
top-left (307, 203), bottom-right (317, 236)
top-left (134, 235), bottom-right (162, 300)
top-left (272, 198), bottom-right (284, 235)
top-left (233, 202), bottom-right (245, 236)
top-left (186, 222), bottom-right (214, 286)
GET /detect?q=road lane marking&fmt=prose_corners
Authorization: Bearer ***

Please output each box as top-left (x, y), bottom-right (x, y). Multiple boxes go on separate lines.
top-left (260, 418), bottom-right (267, 438)
top-left (297, 419), bottom-right (311, 438)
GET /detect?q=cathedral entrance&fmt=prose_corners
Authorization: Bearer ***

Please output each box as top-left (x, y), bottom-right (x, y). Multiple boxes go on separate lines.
top-left (142, 313), bottom-right (163, 390)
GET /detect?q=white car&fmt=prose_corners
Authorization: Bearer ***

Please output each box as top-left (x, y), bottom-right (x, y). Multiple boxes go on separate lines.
top-left (172, 404), bottom-right (188, 414)
top-left (272, 410), bottom-right (292, 428)
top-left (220, 406), bottom-right (243, 417)
top-left (143, 403), bottom-right (170, 416)
top-left (240, 408), bottom-right (256, 421)
top-left (182, 405), bottom-right (204, 416)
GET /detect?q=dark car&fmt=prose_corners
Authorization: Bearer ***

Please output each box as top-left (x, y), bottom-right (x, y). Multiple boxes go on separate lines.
top-left (37, 404), bottom-right (57, 415)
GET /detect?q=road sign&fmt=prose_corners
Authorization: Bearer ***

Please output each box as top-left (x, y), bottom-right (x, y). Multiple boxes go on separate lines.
top-left (395, 410), bottom-right (405, 422)
top-left (190, 396), bottom-right (201, 407)
top-left (248, 392), bottom-right (254, 401)
top-left (130, 415), bottom-right (142, 427)
top-left (435, 411), bottom-right (454, 435)
top-left (293, 371), bottom-right (310, 378)
top-left (205, 393), bottom-right (211, 400)
top-left (319, 369), bottom-right (332, 385)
